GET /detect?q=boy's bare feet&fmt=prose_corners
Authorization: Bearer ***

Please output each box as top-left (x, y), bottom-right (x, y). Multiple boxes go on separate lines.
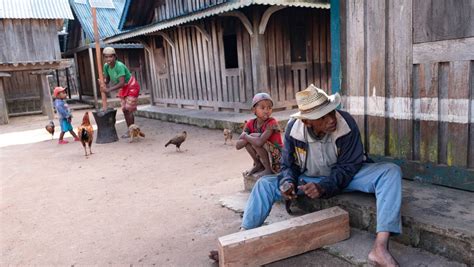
top-left (243, 163), bottom-right (264, 176)
top-left (254, 168), bottom-right (274, 178)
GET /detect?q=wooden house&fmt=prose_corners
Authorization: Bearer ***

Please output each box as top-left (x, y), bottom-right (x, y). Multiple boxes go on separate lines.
top-left (64, 0), bottom-right (149, 106)
top-left (105, 0), bottom-right (473, 191)
top-left (0, 0), bottom-right (74, 124)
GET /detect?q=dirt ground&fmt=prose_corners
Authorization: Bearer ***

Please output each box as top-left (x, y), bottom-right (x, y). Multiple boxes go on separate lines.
top-left (0, 108), bottom-right (252, 265)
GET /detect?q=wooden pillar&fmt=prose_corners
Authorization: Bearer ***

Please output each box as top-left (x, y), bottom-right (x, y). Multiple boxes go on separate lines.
top-left (74, 52), bottom-right (82, 101)
top-left (250, 9), bottom-right (269, 93)
top-left (0, 74), bottom-right (10, 124)
top-left (88, 47), bottom-right (99, 109)
top-left (39, 74), bottom-right (54, 120)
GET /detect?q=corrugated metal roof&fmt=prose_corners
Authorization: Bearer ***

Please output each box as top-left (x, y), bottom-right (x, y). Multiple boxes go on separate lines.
top-left (69, 0), bottom-right (126, 40)
top-left (0, 0), bottom-right (74, 19)
top-left (105, 0), bottom-right (329, 44)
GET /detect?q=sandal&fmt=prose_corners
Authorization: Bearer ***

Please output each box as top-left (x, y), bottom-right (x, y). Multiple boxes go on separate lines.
top-left (58, 140), bottom-right (69, 144)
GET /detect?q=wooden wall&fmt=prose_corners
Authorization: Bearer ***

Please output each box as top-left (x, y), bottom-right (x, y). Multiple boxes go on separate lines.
top-left (0, 19), bottom-right (61, 64)
top-left (151, 7), bottom-right (331, 112)
top-left (76, 49), bottom-right (149, 97)
top-left (341, 0), bottom-right (474, 191)
top-left (2, 71), bottom-right (42, 115)
top-left (155, 0), bottom-right (230, 22)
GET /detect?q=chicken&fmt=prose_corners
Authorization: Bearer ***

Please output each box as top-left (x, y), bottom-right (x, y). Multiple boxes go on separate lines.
top-left (45, 120), bottom-right (55, 139)
top-left (223, 128), bottom-right (233, 145)
top-left (165, 131), bottom-right (187, 151)
top-left (77, 112), bottom-right (94, 156)
top-left (129, 124), bottom-right (145, 143)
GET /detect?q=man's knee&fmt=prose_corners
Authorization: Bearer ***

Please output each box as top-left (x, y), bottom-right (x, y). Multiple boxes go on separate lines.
top-left (380, 163), bottom-right (402, 184)
top-left (254, 175), bottom-right (277, 191)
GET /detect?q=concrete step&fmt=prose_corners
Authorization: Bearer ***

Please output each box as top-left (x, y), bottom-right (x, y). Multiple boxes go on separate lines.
top-left (242, 176), bottom-right (474, 265)
top-left (135, 105), bottom-right (292, 133)
top-left (72, 95), bottom-right (151, 109)
top-left (219, 192), bottom-right (467, 266)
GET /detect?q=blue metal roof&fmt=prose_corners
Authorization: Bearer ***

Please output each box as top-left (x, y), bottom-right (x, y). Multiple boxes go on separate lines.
top-left (0, 0), bottom-right (74, 19)
top-left (69, 0), bottom-right (126, 40)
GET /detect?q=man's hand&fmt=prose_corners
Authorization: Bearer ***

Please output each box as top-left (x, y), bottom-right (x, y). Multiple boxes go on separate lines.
top-left (297, 182), bottom-right (323, 199)
top-left (98, 79), bottom-right (107, 93)
top-left (280, 182), bottom-right (296, 200)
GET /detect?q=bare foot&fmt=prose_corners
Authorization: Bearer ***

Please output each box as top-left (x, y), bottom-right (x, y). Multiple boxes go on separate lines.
top-left (208, 250), bottom-right (219, 262)
top-left (243, 163), bottom-right (264, 177)
top-left (368, 245), bottom-right (399, 267)
top-left (254, 168), bottom-right (274, 178)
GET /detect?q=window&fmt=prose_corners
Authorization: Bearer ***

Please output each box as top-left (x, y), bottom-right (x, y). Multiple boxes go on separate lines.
top-left (290, 16), bottom-right (307, 62)
top-left (223, 20), bottom-right (239, 69)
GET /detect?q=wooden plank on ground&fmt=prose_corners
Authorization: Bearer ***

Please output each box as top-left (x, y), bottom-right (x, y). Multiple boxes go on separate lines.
top-left (218, 206), bottom-right (350, 266)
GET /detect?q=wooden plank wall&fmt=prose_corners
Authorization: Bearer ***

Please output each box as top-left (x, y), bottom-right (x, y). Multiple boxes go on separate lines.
top-left (2, 71), bottom-right (42, 115)
top-left (342, 0), bottom-right (474, 190)
top-left (266, 8), bottom-right (331, 108)
top-left (0, 19), bottom-right (61, 64)
top-left (153, 7), bottom-right (331, 111)
top-left (155, 0), bottom-right (230, 22)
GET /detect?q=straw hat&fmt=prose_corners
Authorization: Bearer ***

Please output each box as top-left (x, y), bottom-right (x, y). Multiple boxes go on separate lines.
top-left (290, 84), bottom-right (341, 120)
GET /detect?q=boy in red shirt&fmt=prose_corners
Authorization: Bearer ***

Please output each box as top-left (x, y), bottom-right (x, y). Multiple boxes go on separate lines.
top-left (237, 93), bottom-right (283, 177)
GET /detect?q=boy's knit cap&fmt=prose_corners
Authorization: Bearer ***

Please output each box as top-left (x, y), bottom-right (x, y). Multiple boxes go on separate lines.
top-left (252, 92), bottom-right (273, 107)
top-left (53, 87), bottom-right (66, 97)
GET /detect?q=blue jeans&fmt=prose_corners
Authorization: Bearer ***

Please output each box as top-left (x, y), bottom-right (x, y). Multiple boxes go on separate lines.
top-left (241, 162), bottom-right (402, 234)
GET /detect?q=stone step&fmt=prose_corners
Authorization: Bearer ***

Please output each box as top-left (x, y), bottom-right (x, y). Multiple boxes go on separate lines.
top-left (219, 192), bottom-right (467, 266)
top-left (269, 229), bottom-right (466, 267)
top-left (135, 105), bottom-right (292, 133)
top-left (242, 176), bottom-right (474, 265)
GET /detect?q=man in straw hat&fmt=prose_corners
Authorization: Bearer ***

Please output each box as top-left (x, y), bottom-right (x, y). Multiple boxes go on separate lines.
top-left (240, 84), bottom-right (402, 266)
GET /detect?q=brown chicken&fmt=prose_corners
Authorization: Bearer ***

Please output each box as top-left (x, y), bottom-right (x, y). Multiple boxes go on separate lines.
top-left (77, 112), bottom-right (94, 156)
top-left (165, 131), bottom-right (187, 151)
top-left (45, 120), bottom-right (55, 139)
top-left (129, 124), bottom-right (145, 143)
top-left (223, 128), bottom-right (232, 145)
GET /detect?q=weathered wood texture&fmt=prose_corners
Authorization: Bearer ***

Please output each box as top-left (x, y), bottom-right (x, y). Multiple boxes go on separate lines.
top-left (2, 71), bottom-right (42, 115)
top-left (413, 0), bottom-right (474, 43)
top-left (152, 7), bottom-right (331, 111)
top-left (342, 0), bottom-right (474, 190)
top-left (413, 38), bottom-right (474, 64)
top-left (217, 206), bottom-right (350, 266)
top-left (76, 49), bottom-right (149, 97)
top-left (155, 0), bottom-right (229, 22)
top-left (0, 78), bottom-right (9, 124)
top-left (0, 19), bottom-right (61, 64)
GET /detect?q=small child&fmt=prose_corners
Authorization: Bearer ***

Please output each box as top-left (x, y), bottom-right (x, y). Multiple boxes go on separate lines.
top-left (236, 92), bottom-right (283, 177)
top-left (53, 87), bottom-right (79, 144)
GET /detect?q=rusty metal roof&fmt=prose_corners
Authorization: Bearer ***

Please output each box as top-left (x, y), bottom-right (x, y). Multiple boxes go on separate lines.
top-left (0, 0), bottom-right (74, 19)
top-left (105, 0), bottom-right (329, 44)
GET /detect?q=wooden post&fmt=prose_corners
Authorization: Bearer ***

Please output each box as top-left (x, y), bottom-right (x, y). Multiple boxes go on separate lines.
top-left (39, 74), bottom-right (54, 120)
top-left (218, 206), bottom-right (350, 266)
top-left (74, 52), bottom-right (82, 101)
top-left (0, 75), bottom-right (10, 124)
top-left (249, 9), bottom-right (269, 93)
top-left (88, 47), bottom-right (99, 109)
top-left (91, 7), bottom-right (107, 110)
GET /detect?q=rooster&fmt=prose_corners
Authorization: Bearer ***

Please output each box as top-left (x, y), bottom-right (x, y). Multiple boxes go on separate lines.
top-left (77, 112), bottom-right (94, 156)
top-left (223, 128), bottom-right (232, 145)
top-left (129, 124), bottom-right (145, 143)
top-left (165, 131), bottom-right (187, 151)
top-left (45, 120), bottom-right (55, 139)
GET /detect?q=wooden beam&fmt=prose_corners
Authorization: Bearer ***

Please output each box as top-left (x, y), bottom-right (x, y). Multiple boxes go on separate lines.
top-left (258, 6), bottom-right (286, 34)
top-left (0, 62), bottom-right (61, 72)
top-left (152, 32), bottom-right (175, 50)
top-left (0, 72), bottom-right (11, 77)
top-left (413, 37), bottom-right (474, 64)
top-left (220, 11), bottom-right (253, 36)
top-left (218, 206), bottom-right (350, 266)
top-left (0, 78), bottom-right (9, 124)
top-left (39, 74), bottom-right (54, 120)
top-left (88, 47), bottom-right (99, 109)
